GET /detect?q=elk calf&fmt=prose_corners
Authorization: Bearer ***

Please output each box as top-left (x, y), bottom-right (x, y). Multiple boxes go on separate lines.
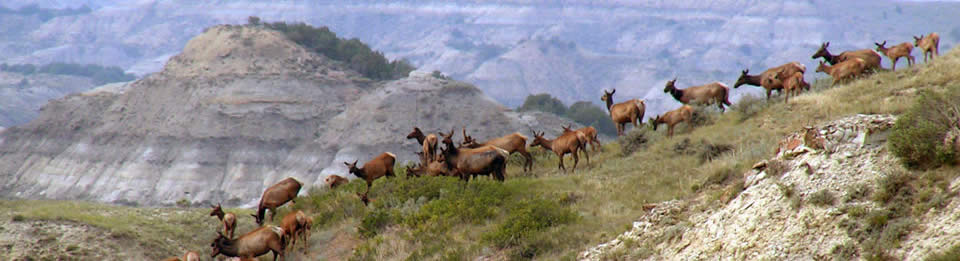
top-left (407, 127), bottom-right (438, 165)
top-left (562, 125), bottom-right (602, 152)
top-left (663, 78), bottom-right (731, 112)
top-left (765, 72), bottom-right (809, 104)
top-left (530, 130), bottom-right (588, 171)
top-left (914, 33), bottom-right (940, 63)
top-left (875, 41), bottom-right (914, 70)
top-left (281, 210), bottom-right (309, 249)
top-left (346, 152), bottom-right (397, 196)
top-left (253, 177), bottom-right (303, 225)
top-left (650, 105), bottom-right (694, 137)
top-left (323, 174), bottom-right (349, 189)
top-left (600, 89), bottom-right (646, 136)
top-left (734, 62), bottom-right (807, 99)
top-left (815, 58), bottom-right (866, 86)
top-left (210, 226), bottom-right (286, 261)
top-left (209, 203), bottom-right (237, 239)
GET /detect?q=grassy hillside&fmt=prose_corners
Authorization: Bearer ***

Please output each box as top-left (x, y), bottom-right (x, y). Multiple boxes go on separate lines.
top-left (3, 47), bottom-right (959, 260)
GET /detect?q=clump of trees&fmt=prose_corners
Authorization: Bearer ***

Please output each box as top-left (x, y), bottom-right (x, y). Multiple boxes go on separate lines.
top-left (518, 93), bottom-right (617, 136)
top-left (889, 87), bottom-right (960, 169)
top-left (0, 62), bottom-right (136, 85)
top-left (249, 16), bottom-right (415, 81)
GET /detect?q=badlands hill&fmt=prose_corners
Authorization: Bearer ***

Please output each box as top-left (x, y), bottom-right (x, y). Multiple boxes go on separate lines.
top-left (0, 24), bottom-right (578, 207)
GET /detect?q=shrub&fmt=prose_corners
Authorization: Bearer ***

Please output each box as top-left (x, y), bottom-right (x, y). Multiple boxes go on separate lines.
top-left (517, 93), bottom-right (567, 116)
top-left (733, 94), bottom-right (766, 121)
top-left (808, 189), bottom-right (837, 206)
top-left (843, 183), bottom-right (872, 203)
top-left (927, 244), bottom-right (960, 261)
top-left (483, 199), bottom-right (578, 249)
top-left (888, 87), bottom-right (960, 169)
top-left (359, 209), bottom-right (393, 238)
top-left (618, 128), bottom-right (651, 156)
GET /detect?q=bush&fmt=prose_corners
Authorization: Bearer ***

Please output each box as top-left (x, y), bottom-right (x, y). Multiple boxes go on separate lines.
top-left (808, 189), bottom-right (837, 206)
top-left (927, 244), bottom-right (960, 261)
top-left (518, 93), bottom-right (567, 116)
top-left (888, 88), bottom-right (960, 169)
top-left (733, 94), bottom-right (766, 121)
top-left (257, 19), bottom-right (415, 81)
top-left (483, 199), bottom-right (578, 249)
top-left (618, 128), bottom-right (651, 156)
top-left (359, 209), bottom-right (393, 238)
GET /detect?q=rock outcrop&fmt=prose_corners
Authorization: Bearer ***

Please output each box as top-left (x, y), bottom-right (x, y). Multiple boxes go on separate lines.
top-left (580, 114), bottom-right (960, 260)
top-left (0, 25), bottom-right (578, 207)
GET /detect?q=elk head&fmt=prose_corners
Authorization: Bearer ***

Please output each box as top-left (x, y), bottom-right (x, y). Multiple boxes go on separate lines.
top-left (439, 128), bottom-right (456, 149)
top-left (209, 203), bottom-right (225, 217)
top-left (650, 115), bottom-right (662, 130)
top-left (734, 69), bottom-right (750, 88)
top-left (529, 130), bottom-right (547, 147)
top-left (874, 41), bottom-right (887, 52)
top-left (815, 60), bottom-right (828, 73)
top-left (406, 127), bottom-right (424, 140)
top-left (913, 35), bottom-right (923, 47)
top-left (663, 78), bottom-right (678, 93)
top-left (344, 160), bottom-right (360, 173)
top-left (812, 42), bottom-right (830, 59)
top-left (601, 89), bottom-right (616, 102)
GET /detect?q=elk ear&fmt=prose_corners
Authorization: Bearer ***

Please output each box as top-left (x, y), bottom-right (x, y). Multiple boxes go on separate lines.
top-left (610, 88), bottom-right (616, 94)
top-left (741, 69), bottom-right (748, 75)
top-left (824, 42), bottom-right (829, 47)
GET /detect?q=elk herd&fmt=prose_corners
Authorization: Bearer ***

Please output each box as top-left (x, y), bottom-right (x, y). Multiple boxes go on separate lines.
top-left (162, 32), bottom-right (939, 260)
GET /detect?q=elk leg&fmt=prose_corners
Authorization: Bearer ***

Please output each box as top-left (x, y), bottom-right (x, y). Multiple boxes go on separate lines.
top-left (582, 145), bottom-right (590, 165)
top-left (557, 152), bottom-right (566, 171)
top-left (519, 149), bottom-right (533, 172)
top-left (571, 150), bottom-right (579, 171)
top-left (765, 89), bottom-right (771, 100)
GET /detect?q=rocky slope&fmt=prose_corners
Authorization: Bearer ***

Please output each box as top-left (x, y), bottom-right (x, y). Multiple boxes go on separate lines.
top-left (3, 1), bottom-right (959, 115)
top-left (579, 114), bottom-right (960, 260)
top-left (0, 25), bottom-right (578, 207)
top-left (0, 71), bottom-right (99, 127)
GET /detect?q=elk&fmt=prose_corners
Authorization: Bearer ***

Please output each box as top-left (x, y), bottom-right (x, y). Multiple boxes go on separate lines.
top-left (407, 127), bottom-right (438, 165)
top-left (663, 78), bottom-right (732, 112)
top-left (209, 203), bottom-right (237, 239)
top-left (764, 71), bottom-right (809, 104)
top-left (734, 62), bottom-right (807, 99)
top-left (459, 127), bottom-right (534, 172)
top-left (650, 105), bottom-right (694, 137)
top-left (600, 89), bottom-right (646, 136)
top-left (252, 177), bottom-right (303, 226)
top-left (914, 32), bottom-right (940, 63)
top-left (815, 58), bottom-right (866, 86)
top-left (323, 174), bottom-right (348, 189)
top-left (299, 215), bottom-right (313, 245)
top-left (530, 130), bottom-right (588, 171)
top-left (345, 152), bottom-right (397, 196)
top-left (812, 42), bottom-right (882, 72)
top-left (210, 226), bottom-right (286, 261)
top-left (562, 124), bottom-right (601, 152)
top-left (406, 155), bottom-right (452, 177)
top-left (280, 210), bottom-right (309, 249)
top-left (439, 129), bottom-right (509, 181)
top-left (874, 40), bottom-right (914, 70)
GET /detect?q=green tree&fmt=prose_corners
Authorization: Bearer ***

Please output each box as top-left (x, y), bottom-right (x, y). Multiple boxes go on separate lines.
top-left (517, 93), bottom-right (567, 116)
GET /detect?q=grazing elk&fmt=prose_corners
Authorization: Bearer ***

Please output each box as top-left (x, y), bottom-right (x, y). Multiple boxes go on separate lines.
top-left (914, 32), bottom-right (940, 63)
top-left (530, 130), bottom-right (589, 171)
top-left (406, 155), bottom-right (452, 177)
top-left (812, 42), bottom-right (882, 72)
top-left (459, 127), bottom-right (534, 172)
top-left (407, 127), bottom-right (438, 165)
top-left (663, 78), bottom-right (732, 112)
top-left (765, 71), bottom-right (809, 104)
top-left (734, 62), bottom-right (807, 99)
top-left (345, 152), bottom-right (397, 196)
top-left (650, 105), bottom-right (694, 137)
top-left (439, 129), bottom-right (509, 181)
top-left (874, 40), bottom-right (914, 70)
top-left (815, 58), bottom-right (866, 86)
top-left (323, 174), bottom-right (349, 189)
top-left (600, 89), bottom-right (646, 136)
top-left (280, 210), bottom-right (309, 249)
top-left (562, 124), bottom-right (602, 152)
top-left (252, 177), bottom-right (303, 226)
top-left (210, 226), bottom-right (286, 261)
top-left (209, 203), bottom-right (237, 239)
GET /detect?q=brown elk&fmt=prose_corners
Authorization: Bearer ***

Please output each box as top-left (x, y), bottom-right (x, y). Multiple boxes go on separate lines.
top-left (530, 130), bottom-right (588, 171)
top-left (252, 177), bottom-right (303, 226)
top-left (663, 78), bottom-right (732, 112)
top-left (299, 215), bottom-right (313, 245)
top-left (815, 58), bottom-right (866, 86)
top-left (345, 152), bottom-right (397, 196)
top-left (650, 105), bottom-right (694, 137)
top-left (874, 40), bottom-right (914, 70)
top-left (764, 71), bottom-right (809, 104)
top-left (280, 210), bottom-right (309, 249)
top-left (439, 129), bottom-right (509, 181)
top-left (914, 32), bottom-right (940, 63)
top-left (562, 124), bottom-right (601, 152)
top-left (323, 174), bottom-right (349, 189)
top-left (734, 62), bottom-right (807, 99)
top-left (600, 89), bottom-right (646, 136)
top-left (407, 127), bottom-right (438, 165)
top-left (210, 226), bottom-right (286, 261)
top-left (812, 42), bottom-right (882, 72)
top-left (209, 203), bottom-right (237, 239)
top-left (406, 155), bottom-right (452, 177)
top-left (459, 127), bottom-right (534, 172)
